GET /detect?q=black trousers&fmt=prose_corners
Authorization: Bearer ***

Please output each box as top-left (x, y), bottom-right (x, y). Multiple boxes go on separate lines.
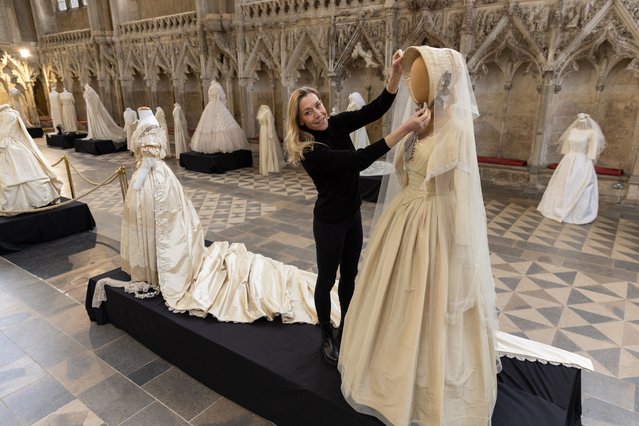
top-left (312, 210), bottom-right (363, 326)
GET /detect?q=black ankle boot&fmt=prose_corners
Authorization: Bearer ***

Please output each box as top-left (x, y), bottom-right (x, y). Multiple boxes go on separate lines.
top-left (319, 323), bottom-right (339, 366)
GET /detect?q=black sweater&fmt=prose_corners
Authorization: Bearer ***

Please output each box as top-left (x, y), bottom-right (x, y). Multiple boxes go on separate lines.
top-left (302, 89), bottom-right (396, 223)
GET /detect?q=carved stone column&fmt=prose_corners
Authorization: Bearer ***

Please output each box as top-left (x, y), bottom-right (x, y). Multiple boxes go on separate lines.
top-left (238, 76), bottom-right (256, 138)
top-left (145, 78), bottom-right (159, 108)
top-left (459, 0), bottom-right (476, 57)
top-left (528, 71), bottom-right (556, 186)
top-left (120, 78), bottom-right (135, 109)
top-left (328, 73), bottom-right (343, 117)
top-left (622, 112), bottom-right (639, 204)
top-left (173, 78), bottom-right (186, 109)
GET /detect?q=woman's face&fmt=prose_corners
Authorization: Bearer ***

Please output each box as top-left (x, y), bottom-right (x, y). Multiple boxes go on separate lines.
top-left (298, 93), bottom-right (328, 131)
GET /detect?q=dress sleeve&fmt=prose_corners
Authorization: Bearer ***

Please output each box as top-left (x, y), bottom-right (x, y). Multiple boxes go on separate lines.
top-left (330, 89), bottom-right (396, 134)
top-left (302, 138), bottom-right (390, 173)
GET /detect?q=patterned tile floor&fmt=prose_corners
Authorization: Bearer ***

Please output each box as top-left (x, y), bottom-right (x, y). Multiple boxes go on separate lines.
top-left (1, 137), bottom-right (639, 424)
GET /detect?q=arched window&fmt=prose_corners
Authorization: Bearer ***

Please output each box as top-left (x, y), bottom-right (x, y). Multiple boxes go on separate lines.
top-left (56, 0), bottom-right (87, 11)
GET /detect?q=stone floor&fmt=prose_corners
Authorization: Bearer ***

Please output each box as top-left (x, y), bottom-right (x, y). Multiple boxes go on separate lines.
top-left (1, 137), bottom-right (638, 425)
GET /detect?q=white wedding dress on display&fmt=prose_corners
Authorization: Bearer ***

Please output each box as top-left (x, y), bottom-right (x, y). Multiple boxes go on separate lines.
top-left (347, 92), bottom-right (393, 177)
top-left (172, 103), bottom-right (190, 159)
top-left (538, 113), bottom-right (605, 224)
top-left (0, 104), bottom-right (63, 214)
top-left (123, 107), bottom-right (138, 151)
top-left (83, 84), bottom-right (126, 143)
top-left (60, 89), bottom-right (78, 132)
top-left (49, 90), bottom-right (63, 130)
top-left (256, 105), bottom-right (285, 176)
top-left (190, 81), bottom-right (249, 154)
top-left (101, 110), bottom-right (339, 325)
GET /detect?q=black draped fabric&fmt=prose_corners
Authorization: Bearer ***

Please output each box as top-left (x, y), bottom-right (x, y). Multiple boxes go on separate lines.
top-left (46, 132), bottom-right (87, 149)
top-left (0, 198), bottom-right (95, 254)
top-left (27, 127), bottom-right (43, 138)
top-left (358, 175), bottom-right (382, 203)
top-left (179, 150), bottom-right (253, 173)
top-left (86, 269), bottom-right (583, 426)
top-left (74, 138), bottom-right (127, 155)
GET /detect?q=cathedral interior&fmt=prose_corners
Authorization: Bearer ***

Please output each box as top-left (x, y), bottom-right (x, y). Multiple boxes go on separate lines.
top-left (1, 0), bottom-right (639, 424)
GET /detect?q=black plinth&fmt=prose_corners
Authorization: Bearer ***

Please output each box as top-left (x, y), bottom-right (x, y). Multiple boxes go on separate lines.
top-left (75, 138), bottom-right (127, 155)
top-left (27, 127), bottom-right (44, 138)
top-left (359, 175), bottom-right (382, 203)
top-left (179, 150), bottom-right (253, 173)
top-left (0, 197), bottom-right (95, 254)
top-left (86, 269), bottom-right (583, 426)
top-left (46, 132), bottom-right (88, 149)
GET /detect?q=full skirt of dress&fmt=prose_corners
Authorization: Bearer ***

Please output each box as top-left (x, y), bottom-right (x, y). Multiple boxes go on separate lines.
top-left (537, 152), bottom-right (598, 224)
top-left (339, 142), bottom-right (496, 425)
top-left (190, 103), bottom-right (249, 154)
top-left (0, 137), bottom-right (60, 212)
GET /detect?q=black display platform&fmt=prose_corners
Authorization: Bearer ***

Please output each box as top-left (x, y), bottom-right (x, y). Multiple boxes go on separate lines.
top-left (179, 150), bottom-right (253, 173)
top-left (0, 198), bottom-right (95, 254)
top-left (75, 138), bottom-right (127, 155)
top-left (46, 132), bottom-right (88, 149)
top-left (27, 127), bottom-right (44, 138)
top-left (86, 269), bottom-right (583, 426)
top-left (359, 175), bottom-right (382, 203)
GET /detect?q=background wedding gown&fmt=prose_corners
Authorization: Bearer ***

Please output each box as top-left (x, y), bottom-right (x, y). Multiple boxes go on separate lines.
top-left (123, 107), bottom-right (137, 151)
top-left (190, 81), bottom-right (249, 154)
top-left (155, 107), bottom-right (172, 158)
top-left (347, 92), bottom-right (393, 177)
top-left (115, 117), bottom-right (339, 325)
top-left (256, 105), bottom-right (284, 175)
top-left (83, 84), bottom-right (126, 142)
top-left (49, 89), bottom-right (63, 130)
top-left (537, 125), bottom-right (602, 224)
top-left (0, 105), bottom-right (62, 214)
top-left (60, 89), bottom-right (78, 132)
top-left (172, 103), bottom-right (190, 159)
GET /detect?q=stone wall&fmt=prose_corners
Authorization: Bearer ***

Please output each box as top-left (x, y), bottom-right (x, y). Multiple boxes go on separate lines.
top-left (5, 0), bottom-right (639, 201)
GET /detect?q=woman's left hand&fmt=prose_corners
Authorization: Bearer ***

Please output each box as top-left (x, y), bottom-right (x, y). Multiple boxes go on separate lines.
top-left (390, 49), bottom-right (404, 79)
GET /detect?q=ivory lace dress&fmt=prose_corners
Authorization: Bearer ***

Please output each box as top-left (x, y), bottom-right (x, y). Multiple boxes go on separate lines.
top-left (190, 81), bottom-right (250, 154)
top-left (537, 128), bottom-right (600, 224)
top-left (113, 118), bottom-right (339, 324)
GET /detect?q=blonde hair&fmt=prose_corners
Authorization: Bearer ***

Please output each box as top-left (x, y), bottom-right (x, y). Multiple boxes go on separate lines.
top-left (284, 86), bottom-right (320, 166)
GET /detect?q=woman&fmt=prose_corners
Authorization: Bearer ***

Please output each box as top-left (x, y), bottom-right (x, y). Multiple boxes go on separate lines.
top-left (0, 104), bottom-right (62, 215)
top-left (337, 45), bottom-right (498, 425)
top-left (284, 49), bottom-right (431, 366)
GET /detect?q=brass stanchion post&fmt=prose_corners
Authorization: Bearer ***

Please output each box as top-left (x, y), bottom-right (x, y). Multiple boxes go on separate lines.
top-left (64, 156), bottom-right (76, 199)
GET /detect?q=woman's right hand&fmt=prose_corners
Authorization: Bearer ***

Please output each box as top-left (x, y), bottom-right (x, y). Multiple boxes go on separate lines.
top-left (402, 107), bottom-right (431, 134)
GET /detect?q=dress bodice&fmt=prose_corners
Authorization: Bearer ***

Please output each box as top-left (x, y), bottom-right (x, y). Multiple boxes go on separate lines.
top-left (565, 128), bottom-right (592, 154)
top-left (404, 135), bottom-right (436, 195)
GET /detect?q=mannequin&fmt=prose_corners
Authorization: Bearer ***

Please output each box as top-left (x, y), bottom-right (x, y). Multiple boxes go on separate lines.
top-left (60, 88), bottom-right (78, 132)
top-left (172, 103), bottom-right (190, 159)
top-left (537, 112), bottom-right (605, 224)
top-left (49, 88), bottom-right (63, 130)
top-left (339, 46), bottom-right (498, 425)
top-left (155, 107), bottom-right (172, 158)
top-left (0, 104), bottom-right (62, 213)
top-left (123, 107), bottom-right (138, 151)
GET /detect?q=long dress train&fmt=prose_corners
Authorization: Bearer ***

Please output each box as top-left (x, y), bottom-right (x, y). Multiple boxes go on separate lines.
top-left (83, 84), bottom-right (126, 143)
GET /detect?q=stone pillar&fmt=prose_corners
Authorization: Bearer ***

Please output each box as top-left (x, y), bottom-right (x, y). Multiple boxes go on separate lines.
top-left (497, 82), bottom-right (512, 157)
top-left (173, 78), bottom-right (186, 110)
top-left (28, 0), bottom-right (58, 37)
top-left (145, 78), bottom-right (159, 108)
top-left (622, 112), bottom-right (639, 204)
top-left (120, 78), bottom-right (135, 109)
top-left (528, 71), bottom-right (556, 185)
top-left (238, 76), bottom-right (256, 138)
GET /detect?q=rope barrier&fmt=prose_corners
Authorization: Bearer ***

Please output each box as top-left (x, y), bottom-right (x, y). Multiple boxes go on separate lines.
top-left (0, 155), bottom-right (128, 217)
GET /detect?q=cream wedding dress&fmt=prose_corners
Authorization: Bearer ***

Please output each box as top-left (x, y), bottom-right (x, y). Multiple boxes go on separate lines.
top-left (339, 46), bottom-right (497, 426)
top-left (256, 104), bottom-right (284, 175)
top-left (107, 114), bottom-right (339, 325)
top-left (0, 105), bottom-right (62, 214)
top-left (83, 84), bottom-right (126, 143)
top-left (190, 81), bottom-right (249, 154)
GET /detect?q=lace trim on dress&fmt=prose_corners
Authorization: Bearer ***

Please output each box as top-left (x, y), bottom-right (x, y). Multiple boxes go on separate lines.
top-left (93, 277), bottom-right (159, 308)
